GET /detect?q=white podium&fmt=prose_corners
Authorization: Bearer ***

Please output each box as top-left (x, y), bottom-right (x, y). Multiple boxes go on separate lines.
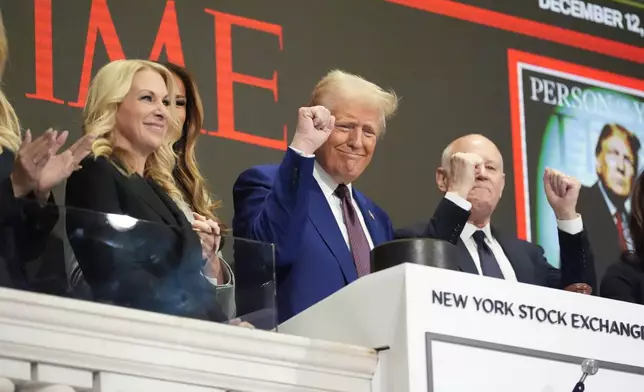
top-left (0, 287), bottom-right (376, 392)
top-left (280, 263), bottom-right (644, 391)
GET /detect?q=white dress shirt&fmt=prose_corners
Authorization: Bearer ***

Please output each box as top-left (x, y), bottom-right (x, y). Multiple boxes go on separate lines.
top-left (312, 161), bottom-right (375, 251)
top-left (289, 146), bottom-right (375, 250)
top-left (444, 192), bottom-right (584, 280)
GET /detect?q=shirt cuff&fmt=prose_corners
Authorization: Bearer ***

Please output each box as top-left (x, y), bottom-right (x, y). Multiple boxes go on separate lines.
top-left (557, 214), bottom-right (583, 235)
top-left (289, 146), bottom-right (315, 158)
top-left (444, 192), bottom-right (472, 211)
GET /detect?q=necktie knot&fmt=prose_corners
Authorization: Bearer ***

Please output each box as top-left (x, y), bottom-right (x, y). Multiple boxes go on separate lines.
top-left (472, 230), bottom-right (487, 247)
top-left (335, 184), bottom-right (351, 201)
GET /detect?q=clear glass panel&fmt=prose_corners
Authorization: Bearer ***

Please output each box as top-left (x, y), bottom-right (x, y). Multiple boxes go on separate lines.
top-left (0, 200), bottom-right (276, 330)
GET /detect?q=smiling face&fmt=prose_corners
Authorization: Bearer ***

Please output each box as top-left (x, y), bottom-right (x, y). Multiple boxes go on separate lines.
top-left (114, 68), bottom-right (170, 156)
top-left (314, 98), bottom-right (382, 184)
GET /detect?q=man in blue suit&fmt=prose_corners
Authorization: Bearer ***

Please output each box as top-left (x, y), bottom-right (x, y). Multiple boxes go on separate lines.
top-left (233, 70), bottom-right (399, 322)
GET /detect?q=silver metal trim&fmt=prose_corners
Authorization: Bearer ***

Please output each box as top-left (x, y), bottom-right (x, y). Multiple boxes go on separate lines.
top-left (425, 332), bottom-right (644, 391)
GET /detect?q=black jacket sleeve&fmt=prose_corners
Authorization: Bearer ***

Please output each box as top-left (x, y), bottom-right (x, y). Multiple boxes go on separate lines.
top-left (0, 150), bottom-right (21, 225)
top-left (547, 229), bottom-right (596, 291)
top-left (395, 197), bottom-right (470, 244)
top-left (0, 150), bottom-right (61, 291)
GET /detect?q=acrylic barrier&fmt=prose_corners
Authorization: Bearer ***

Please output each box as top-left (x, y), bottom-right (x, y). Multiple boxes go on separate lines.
top-left (0, 200), bottom-right (276, 330)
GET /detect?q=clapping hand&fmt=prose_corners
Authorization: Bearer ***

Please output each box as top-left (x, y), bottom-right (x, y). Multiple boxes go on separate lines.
top-left (11, 129), bottom-right (94, 202)
top-left (36, 132), bottom-right (95, 199)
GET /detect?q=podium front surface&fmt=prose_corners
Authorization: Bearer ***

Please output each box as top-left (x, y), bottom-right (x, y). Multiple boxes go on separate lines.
top-left (279, 263), bottom-right (644, 392)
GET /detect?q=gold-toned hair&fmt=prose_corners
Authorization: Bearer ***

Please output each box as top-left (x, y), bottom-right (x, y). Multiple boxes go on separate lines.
top-left (309, 69), bottom-right (399, 134)
top-left (0, 9), bottom-right (7, 80)
top-left (0, 10), bottom-right (21, 154)
top-left (0, 91), bottom-right (20, 153)
top-left (163, 62), bottom-right (223, 224)
top-left (83, 59), bottom-right (185, 204)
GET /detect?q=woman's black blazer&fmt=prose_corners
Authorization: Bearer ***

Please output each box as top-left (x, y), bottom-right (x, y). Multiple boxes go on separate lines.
top-left (65, 155), bottom-right (226, 321)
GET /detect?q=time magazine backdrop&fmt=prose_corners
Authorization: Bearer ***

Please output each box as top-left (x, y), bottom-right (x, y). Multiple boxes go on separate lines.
top-left (509, 49), bottom-right (644, 279)
top-left (1, 0), bottom-right (643, 281)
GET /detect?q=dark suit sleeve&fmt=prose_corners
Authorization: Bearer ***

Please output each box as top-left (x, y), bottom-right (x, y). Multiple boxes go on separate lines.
top-left (394, 197), bottom-right (470, 244)
top-left (543, 229), bottom-right (596, 291)
top-left (65, 157), bottom-right (124, 294)
top-left (65, 156), bottom-right (150, 308)
top-left (0, 150), bottom-right (59, 286)
top-left (13, 194), bottom-right (65, 296)
top-left (600, 261), bottom-right (641, 304)
top-left (233, 148), bottom-right (315, 266)
top-left (65, 157), bottom-right (123, 214)
top-left (0, 177), bottom-right (21, 225)
top-left (15, 192), bottom-right (59, 263)
top-left (0, 149), bottom-right (22, 225)
top-left (384, 214), bottom-right (395, 242)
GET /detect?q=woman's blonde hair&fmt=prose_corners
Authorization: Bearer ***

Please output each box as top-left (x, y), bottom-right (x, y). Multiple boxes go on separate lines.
top-left (83, 59), bottom-right (186, 205)
top-left (163, 62), bottom-right (223, 225)
top-left (0, 9), bottom-right (8, 80)
top-left (0, 91), bottom-right (20, 153)
top-left (0, 10), bottom-right (21, 153)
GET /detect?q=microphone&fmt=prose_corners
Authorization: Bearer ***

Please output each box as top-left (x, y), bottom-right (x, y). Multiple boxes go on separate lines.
top-left (572, 359), bottom-right (599, 392)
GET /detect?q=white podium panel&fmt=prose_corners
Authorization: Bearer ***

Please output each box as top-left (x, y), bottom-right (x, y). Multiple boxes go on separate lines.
top-left (428, 334), bottom-right (644, 391)
top-left (279, 263), bottom-right (644, 392)
top-left (0, 287), bottom-right (376, 392)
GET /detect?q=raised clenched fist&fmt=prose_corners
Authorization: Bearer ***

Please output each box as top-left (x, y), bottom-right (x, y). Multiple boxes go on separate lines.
top-left (447, 152), bottom-right (483, 199)
top-left (290, 106), bottom-right (335, 155)
top-left (543, 167), bottom-right (580, 220)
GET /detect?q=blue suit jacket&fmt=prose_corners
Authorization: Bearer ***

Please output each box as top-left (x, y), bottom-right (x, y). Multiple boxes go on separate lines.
top-left (233, 148), bottom-right (394, 322)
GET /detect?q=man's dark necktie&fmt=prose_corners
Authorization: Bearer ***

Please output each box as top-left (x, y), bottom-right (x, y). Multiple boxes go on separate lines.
top-left (335, 184), bottom-right (371, 277)
top-left (472, 230), bottom-right (504, 279)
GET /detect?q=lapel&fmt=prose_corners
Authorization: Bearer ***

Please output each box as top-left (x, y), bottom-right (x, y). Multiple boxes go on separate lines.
top-left (491, 227), bottom-right (537, 284)
top-left (455, 239), bottom-right (480, 275)
top-left (146, 178), bottom-right (203, 237)
top-left (110, 158), bottom-right (177, 226)
top-left (352, 190), bottom-right (384, 245)
top-left (307, 181), bottom-right (357, 283)
top-left (146, 177), bottom-right (204, 269)
top-left (127, 174), bottom-right (177, 226)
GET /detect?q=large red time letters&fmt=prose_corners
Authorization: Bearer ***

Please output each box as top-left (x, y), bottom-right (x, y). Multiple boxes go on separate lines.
top-left (25, 0), bottom-right (287, 150)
